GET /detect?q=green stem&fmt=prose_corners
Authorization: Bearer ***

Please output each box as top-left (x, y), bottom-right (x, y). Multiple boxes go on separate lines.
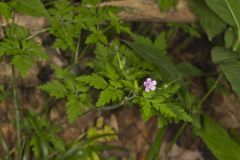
top-left (11, 66), bottom-right (21, 157)
top-left (167, 27), bottom-right (178, 47)
top-left (196, 74), bottom-right (222, 111)
top-left (74, 37), bottom-right (81, 64)
top-left (101, 95), bottom-right (135, 111)
top-left (115, 47), bottom-right (127, 78)
top-left (163, 122), bottom-right (188, 160)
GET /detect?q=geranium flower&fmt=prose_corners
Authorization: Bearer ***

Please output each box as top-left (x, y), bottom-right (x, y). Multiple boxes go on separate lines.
top-left (144, 78), bottom-right (157, 92)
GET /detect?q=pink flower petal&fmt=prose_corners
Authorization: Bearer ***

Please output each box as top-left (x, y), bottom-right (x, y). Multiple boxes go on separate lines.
top-left (147, 78), bottom-right (152, 82)
top-left (151, 80), bottom-right (157, 85)
top-left (150, 85), bottom-right (156, 91)
top-left (145, 87), bottom-right (150, 92)
top-left (144, 81), bottom-right (148, 87)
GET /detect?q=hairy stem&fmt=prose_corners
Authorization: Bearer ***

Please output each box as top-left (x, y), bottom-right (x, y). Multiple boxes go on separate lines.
top-left (11, 66), bottom-right (21, 157)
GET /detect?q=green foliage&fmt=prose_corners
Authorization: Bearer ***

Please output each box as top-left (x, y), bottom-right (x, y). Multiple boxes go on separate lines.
top-left (126, 33), bottom-right (193, 113)
top-left (137, 83), bottom-right (192, 123)
top-left (126, 34), bottom-right (179, 81)
top-left (2, 0), bottom-right (240, 159)
top-left (12, 0), bottom-right (49, 17)
top-left (40, 67), bottom-right (91, 122)
top-left (78, 74), bottom-right (107, 89)
top-left (176, 62), bottom-right (204, 78)
top-left (190, 0), bottom-right (226, 41)
top-left (39, 80), bottom-right (68, 99)
top-left (48, 0), bottom-right (128, 51)
top-left (224, 27), bottom-right (236, 49)
top-left (205, 0), bottom-right (240, 28)
top-left (212, 47), bottom-right (240, 95)
top-left (156, 0), bottom-right (178, 12)
top-left (167, 23), bottom-right (201, 38)
top-left (146, 128), bottom-right (165, 160)
top-left (0, 24), bottom-right (48, 77)
top-left (195, 116), bottom-right (240, 160)
top-left (21, 111), bottom-right (65, 159)
top-left (66, 95), bottom-right (85, 123)
top-left (0, 2), bottom-right (11, 20)
top-left (86, 29), bottom-right (108, 45)
top-left (48, 0), bottom-right (80, 51)
top-left (97, 86), bottom-right (124, 107)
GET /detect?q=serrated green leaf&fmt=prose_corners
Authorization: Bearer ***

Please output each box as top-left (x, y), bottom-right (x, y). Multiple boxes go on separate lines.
top-left (77, 74), bottom-right (107, 89)
top-left (106, 64), bottom-right (119, 80)
top-left (170, 105), bottom-right (192, 122)
top-left (159, 104), bottom-right (192, 122)
top-left (126, 34), bottom-right (192, 112)
top-left (54, 66), bottom-right (73, 80)
top-left (190, 0), bottom-right (226, 41)
top-left (11, 55), bottom-right (34, 77)
top-left (14, 0), bottom-right (49, 17)
top-left (196, 116), bottom-right (240, 160)
top-left (66, 95), bottom-right (85, 123)
top-left (154, 103), bottom-right (177, 118)
top-left (154, 32), bottom-right (167, 54)
top-left (140, 100), bottom-right (154, 121)
top-left (39, 80), bottom-right (67, 99)
top-left (30, 136), bottom-right (42, 159)
top-left (109, 80), bottom-right (123, 89)
top-left (6, 24), bottom-right (29, 40)
top-left (44, 133), bottom-right (65, 152)
top-left (96, 87), bottom-right (123, 107)
top-left (86, 30), bottom-right (107, 45)
top-left (211, 47), bottom-right (240, 95)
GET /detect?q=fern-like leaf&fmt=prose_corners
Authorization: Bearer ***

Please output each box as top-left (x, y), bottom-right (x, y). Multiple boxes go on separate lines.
top-left (96, 87), bottom-right (124, 107)
top-left (77, 74), bottom-right (107, 89)
top-left (66, 95), bottom-right (85, 123)
top-left (39, 80), bottom-right (67, 99)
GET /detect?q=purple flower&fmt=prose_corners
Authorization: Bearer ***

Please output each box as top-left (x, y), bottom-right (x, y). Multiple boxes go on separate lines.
top-left (144, 78), bottom-right (157, 92)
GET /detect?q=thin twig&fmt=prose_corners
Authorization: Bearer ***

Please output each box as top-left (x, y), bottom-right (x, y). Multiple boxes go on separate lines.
top-left (26, 28), bottom-right (50, 40)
